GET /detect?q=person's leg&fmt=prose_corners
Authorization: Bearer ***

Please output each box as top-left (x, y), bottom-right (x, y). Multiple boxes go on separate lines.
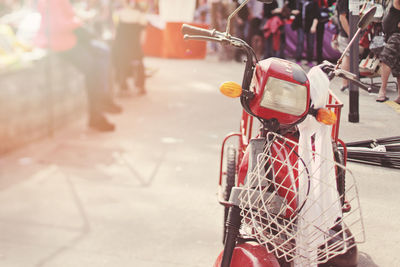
top-left (134, 59), bottom-right (146, 94)
top-left (235, 23), bottom-right (246, 61)
top-left (296, 29), bottom-right (304, 63)
top-left (316, 22), bottom-right (325, 64)
top-left (211, 2), bottom-right (219, 31)
top-left (377, 33), bottom-right (400, 101)
top-left (210, 2), bottom-right (219, 52)
top-left (248, 18), bottom-right (261, 47)
top-left (377, 62), bottom-right (391, 101)
top-left (395, 76), bottom-right (400, 104)
top-left (117, 64), bottom-right (129, 91)
top-left (263, 35), bottom-right (273, 59)
top-left (278, 31), bottom-right (286, 59)
top-left (340, 54), bottom-right (350, 90)
top-left (60, 45), bottom-right (115, 131)
top-left (268, 35), bottom-right (273, 58)
top-left (90, 40), bottom-right (122, 113)
top-left (306, 32), bottom-right (315, 65)
top-left (62, 46), bottom-right (101, 117)
top-left (337, 35), bottom-right (350, 90)
top-left (243, 20), bottom-right (250, 44)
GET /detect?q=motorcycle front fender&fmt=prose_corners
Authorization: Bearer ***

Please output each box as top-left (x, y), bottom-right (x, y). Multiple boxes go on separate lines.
top-left (213, 242), bottom-right (279, 267)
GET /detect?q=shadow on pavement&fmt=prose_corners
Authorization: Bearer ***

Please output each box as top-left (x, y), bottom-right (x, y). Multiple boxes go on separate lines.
top-left (37, 143), bottom-right (165, 188)
top-left (359, 251), bottom-right (379, 267)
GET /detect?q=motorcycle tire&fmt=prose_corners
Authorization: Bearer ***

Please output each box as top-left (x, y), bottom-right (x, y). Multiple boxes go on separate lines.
top-left (333, 142), bottom-right (346, 206)
top-left (223, 146), bottom-right (237, 244)
top-left (318, 227), bottom-right (358, 267)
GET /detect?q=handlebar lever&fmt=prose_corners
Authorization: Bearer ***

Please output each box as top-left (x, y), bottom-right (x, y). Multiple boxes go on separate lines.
top-left (183, 34), bottom-right (245, 50)
top-left (334, 69), bottom-right (357, 80)
top-left (319, 61), bottom-right (372, 92)
top-left (334, 69), bottom-right (372, 92)
top-left (347, 77), bottom-right (372, 92)
top-left (183, 34), bottom-right (224, 43)
top-left (181, 24), bottom-right (222, 38)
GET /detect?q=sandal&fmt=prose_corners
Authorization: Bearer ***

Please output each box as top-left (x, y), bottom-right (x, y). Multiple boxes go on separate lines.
top-left (376, 96), bottom-right (389, 102)
top-left (394, 97), bottom-right (400, 105)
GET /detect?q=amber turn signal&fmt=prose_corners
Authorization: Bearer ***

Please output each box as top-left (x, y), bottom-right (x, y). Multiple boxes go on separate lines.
top-left (316, 108), bottom-right (337, 125)
top-left (219, 81), bottom-right (242, 98)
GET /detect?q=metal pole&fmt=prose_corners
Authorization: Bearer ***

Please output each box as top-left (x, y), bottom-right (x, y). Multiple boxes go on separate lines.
top-left (348, 0), bottom-right (360, 123)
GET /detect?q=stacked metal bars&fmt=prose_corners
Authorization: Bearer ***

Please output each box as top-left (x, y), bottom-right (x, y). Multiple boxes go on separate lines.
top-left (341, 136), bottom-right (400, 169)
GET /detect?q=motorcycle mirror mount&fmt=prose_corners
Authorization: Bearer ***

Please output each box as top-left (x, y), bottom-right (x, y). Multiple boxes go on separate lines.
top-left (335, 6), bottom-right (376, 70)
top-left (225, 0), bottom-right (249, 37)
top-left (225, 0), bottom-right (274, 36)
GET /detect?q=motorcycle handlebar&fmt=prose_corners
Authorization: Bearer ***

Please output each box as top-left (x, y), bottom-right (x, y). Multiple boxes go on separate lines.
top-left (181, 24), bottom-right (245, 48)
top-left (319, 61), bottom-right (372, 92)
top-left (334, 69), bottom-right (372, 92)
top-left (346, 76), bottom-right (372, 92)
top-left (181, 24), bottom-right (216, 38)
top-left (181, 22), bottom-right (258, 116)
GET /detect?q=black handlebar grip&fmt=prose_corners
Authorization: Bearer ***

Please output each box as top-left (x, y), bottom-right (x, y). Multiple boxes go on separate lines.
top-left (181, 24), bottom-right (214, 37)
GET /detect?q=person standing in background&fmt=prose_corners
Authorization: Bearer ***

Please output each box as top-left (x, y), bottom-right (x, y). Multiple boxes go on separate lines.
top-left (376, 0), bottom-right (400, 103)
top-left (293, 0), bottom-right (318, 66)
top-left (292, 0), bottom-right (304, 64)
top-left (210, 0), bottom-right (224, 31)
top-left (209, 0), bottom-right (223, 54)
top-left (35, 0), bottom-right (119, 132)
top-left (335, 0), bottom-right (350, 91)
top-left (247, 0), bottom-right (264, 59)
top-left (234, 0), bottom-right (249, 62)
top-left (194, 0), bottom-right (210, 24)
top-left (112, 0), bottom-right (147, 95)
top-left (262, 0), bottom-right (291, 59)
top-left (302, 0), bottom-right (319, 67)
top-left (315, 0), bottom-right (332, 64)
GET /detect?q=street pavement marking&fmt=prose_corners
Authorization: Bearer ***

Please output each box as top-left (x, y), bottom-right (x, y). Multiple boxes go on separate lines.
top-left (386, 101), bottom-right (400, 113)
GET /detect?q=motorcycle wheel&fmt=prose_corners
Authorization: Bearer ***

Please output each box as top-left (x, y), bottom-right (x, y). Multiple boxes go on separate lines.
top-left (318, 226), bottom-right (358, 267)
top-left (223, 146), bottom-right (236, 244)
top-left (333, 142), bottom-right (346, 206)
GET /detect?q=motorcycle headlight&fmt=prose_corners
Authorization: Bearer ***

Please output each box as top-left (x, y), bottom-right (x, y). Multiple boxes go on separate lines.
top-left (260, 77), bottom-right (308, 116)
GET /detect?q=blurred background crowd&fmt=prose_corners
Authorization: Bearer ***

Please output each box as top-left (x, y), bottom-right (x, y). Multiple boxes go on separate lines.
top-left (0, 0), bottom-right (395, 137)
top-left (0, 0), bottom-right (390, 77)
top-left (195, 0), bottom-right (337, 66)
top-left (0, 0), bottom-right (388, 73)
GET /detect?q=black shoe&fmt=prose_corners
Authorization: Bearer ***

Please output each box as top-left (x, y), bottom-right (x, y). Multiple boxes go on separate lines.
top-left (103, 101), bottom-right (123, 114)
top-left (89, 115), bottom-right (115, 132)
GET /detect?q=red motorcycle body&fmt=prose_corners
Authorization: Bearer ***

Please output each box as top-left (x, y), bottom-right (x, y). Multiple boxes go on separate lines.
top-left (248, 58), bottom-right (311, 126)
top-left (237, 133), bottom-right (300, 217)
top-left (213, 243), bottom-right (280, 267)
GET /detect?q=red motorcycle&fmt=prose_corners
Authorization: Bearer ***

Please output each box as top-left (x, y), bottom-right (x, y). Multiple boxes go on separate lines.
top-left (182, 2), bottom-right (376, 266)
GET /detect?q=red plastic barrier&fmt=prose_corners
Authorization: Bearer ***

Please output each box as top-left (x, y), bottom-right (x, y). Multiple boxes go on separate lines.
top-left (143, 22), bottom-right (208, 59)
top-left (142, 23), bottom-right (164, 57)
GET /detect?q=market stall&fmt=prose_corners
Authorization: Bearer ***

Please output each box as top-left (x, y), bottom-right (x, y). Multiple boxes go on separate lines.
top-left (0, 5), bottom-right (87, 154)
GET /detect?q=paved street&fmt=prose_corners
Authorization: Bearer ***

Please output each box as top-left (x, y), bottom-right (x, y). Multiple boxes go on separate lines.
top-left (0, 56), bottom-right (399, 267)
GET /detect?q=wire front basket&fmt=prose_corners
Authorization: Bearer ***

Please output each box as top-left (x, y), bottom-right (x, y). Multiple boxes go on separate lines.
top-left (238, 132), bottom-right (365, 266)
